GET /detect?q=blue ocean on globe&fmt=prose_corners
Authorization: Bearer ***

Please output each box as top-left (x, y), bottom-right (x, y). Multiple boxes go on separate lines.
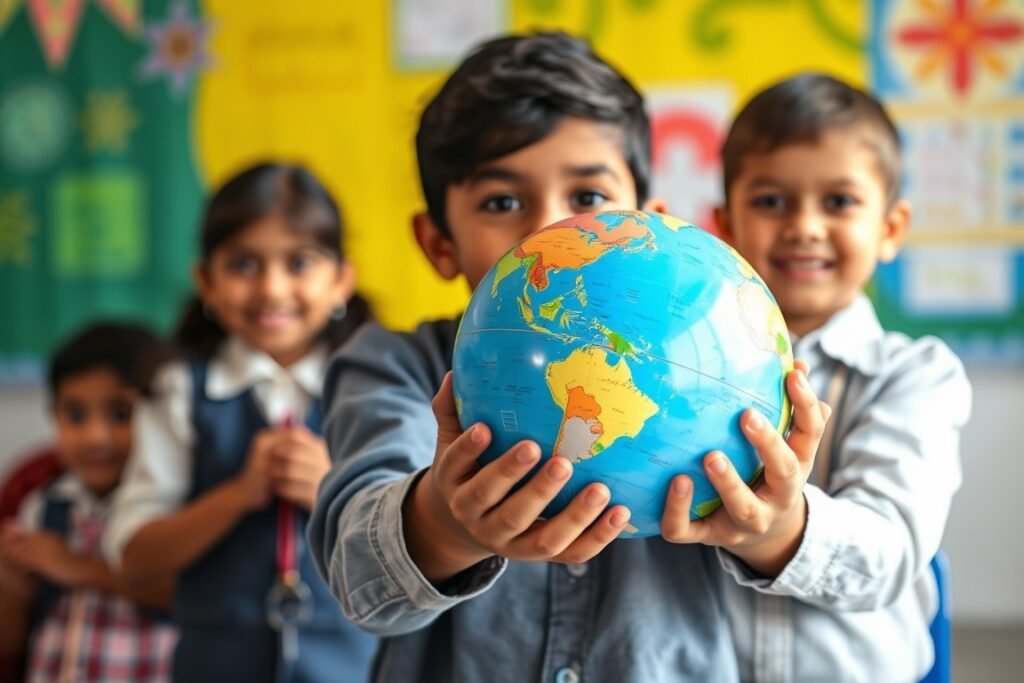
top-left (452, 210), bottom-right (793, 538)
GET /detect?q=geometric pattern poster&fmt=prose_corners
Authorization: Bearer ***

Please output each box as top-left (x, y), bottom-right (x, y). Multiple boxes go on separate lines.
top-left (870, 0), bottom-right (1024, 362)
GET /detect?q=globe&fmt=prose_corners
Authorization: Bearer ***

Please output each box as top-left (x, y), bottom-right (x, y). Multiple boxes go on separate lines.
top-left (452, 210), bottom-right (793, 538)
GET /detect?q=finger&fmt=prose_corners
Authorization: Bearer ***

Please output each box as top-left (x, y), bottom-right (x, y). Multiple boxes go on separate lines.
top-left (549, 505), bottom-right (631, 563)
top-left (660, 475), bottom-right (707, 544)
top-left (273, 429), bottom-right (322, 450)
top-left (703, 451), bottom-right (768, 533)
top-left (478, 456), bottom-right (573, 541)
top-left (432, 422), bottom-right (494, 496)
top-left (508, 482), bottom-right (610, 559)
top-left (784, 367), bottom-right (829, 466)
top-left (449, 441), bottom-right (542, 525)
top-left (740, 409), bottom-right (800, 497)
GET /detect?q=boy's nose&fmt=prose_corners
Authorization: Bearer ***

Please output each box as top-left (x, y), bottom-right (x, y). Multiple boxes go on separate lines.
top-left (80, 415), bottom-right (114, 446)
top-left (533, 201), bottom-right (569, 235)
top-left (785, 205), bottom-right (828, 242)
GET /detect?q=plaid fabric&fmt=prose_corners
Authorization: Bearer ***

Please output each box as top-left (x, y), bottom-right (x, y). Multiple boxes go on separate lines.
top-left (27, 506), bottom-right (177, 683)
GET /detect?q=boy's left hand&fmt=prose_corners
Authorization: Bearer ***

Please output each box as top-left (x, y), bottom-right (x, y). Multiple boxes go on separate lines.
top-left (660, 360), bottom-right (831, 577)
top-left (268, 425), bottom-right (332, 511)
top-left (0, 526), bottom-right (82, 586)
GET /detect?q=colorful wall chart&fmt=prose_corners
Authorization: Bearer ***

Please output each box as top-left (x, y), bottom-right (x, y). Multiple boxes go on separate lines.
top-left (2, 1), bottom-right (1019, 376)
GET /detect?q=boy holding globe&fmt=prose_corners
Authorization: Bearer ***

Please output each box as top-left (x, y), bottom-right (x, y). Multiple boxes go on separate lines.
top-left (713, 73), bottom-right (972, 682)
top-left (308, 33), bottom-right (829, 682)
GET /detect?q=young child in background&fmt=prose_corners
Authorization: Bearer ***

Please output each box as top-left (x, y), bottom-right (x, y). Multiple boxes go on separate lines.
top-left (713, 73), bottom-right (972, 682)
top-left (102, 163), bottom-right (376, 683)
top-left (307, 33), bottom-right (829, 682)
top-left (0, 322), bottom-right (177, 683)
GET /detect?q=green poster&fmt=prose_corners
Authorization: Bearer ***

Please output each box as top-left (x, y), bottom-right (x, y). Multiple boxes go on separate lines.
top-left (0, 0), bottom-right (206, 380)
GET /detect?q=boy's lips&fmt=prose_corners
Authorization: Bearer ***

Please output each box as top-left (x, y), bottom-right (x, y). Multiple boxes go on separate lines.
top-left (771, 257), bottom-right (835, 282)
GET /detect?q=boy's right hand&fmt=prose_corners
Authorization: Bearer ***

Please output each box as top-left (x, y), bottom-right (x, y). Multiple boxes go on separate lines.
top-left (404, 373), bottom-right (631, 583)
top-left (232, 431), bottom-right (276, 511)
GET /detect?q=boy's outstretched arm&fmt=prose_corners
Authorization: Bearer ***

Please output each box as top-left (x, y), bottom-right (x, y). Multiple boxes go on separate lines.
top-left (661, 360), bottom-right (830, 577)
top-left (309, 323), bottom-right (628, 637)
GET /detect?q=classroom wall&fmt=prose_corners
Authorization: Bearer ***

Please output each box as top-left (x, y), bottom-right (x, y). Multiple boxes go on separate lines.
top-left (2, 365), bottom-right (1022, 623)
top-left (2, 0), bottom-right (1022, 625)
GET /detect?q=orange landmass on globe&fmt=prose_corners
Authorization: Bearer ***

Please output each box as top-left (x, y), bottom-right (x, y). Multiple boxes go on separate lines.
top-left (546, 347), bottom-right (658, 462)
top-left (492, 216), bottom-right (655, 294)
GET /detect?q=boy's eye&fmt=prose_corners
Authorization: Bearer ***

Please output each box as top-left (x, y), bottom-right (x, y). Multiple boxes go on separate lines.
top-left (61, 404), bottom-right (87, 425)
top-left (108, 402), bottom-right (133, 425)
top-left (480, 195), bottom-right (523, 213)
top-left (227, 256), bottom-right (259, 275)
top-left (824, 194), bottom-right (858, 212)
top-left (572, 190), bottom-right (609, 211)
top-left (750, 194), bottom-right (786, 211)
top-left (288, 254), bottom-right (314, 274)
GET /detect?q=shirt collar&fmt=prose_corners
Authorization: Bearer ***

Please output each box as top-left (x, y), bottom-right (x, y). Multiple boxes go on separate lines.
top-left (48, 472), bottom-right (109, 512)
top-left (206, 336), bottom-right (328, 400)
top-left (794, 294), bottom-right (886, 376)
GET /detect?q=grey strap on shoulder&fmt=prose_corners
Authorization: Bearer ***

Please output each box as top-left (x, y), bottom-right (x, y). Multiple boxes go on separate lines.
top-left (811, 362), bottom-right (850, 491)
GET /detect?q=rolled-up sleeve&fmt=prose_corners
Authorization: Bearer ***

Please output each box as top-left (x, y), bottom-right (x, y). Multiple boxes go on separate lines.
top-left (308, 324), bottom-right (506, 637)
top-left (720, 338), bottom-right (971, 611)
top-left (102, 362), bottom-right (194, 566)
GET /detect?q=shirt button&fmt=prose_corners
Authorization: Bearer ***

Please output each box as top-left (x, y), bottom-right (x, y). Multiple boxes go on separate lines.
top-left (565, 562), bottom-right (588, 578)
top-left (555, 665), bottom-right (580, 683)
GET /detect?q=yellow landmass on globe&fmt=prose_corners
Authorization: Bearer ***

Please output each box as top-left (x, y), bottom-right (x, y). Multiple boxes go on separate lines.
top-left (737, 281), bottom-right (791, 359)
top-left (545, 347), bottom-right (658, 462)
top-left (736, 281), bottom-right (794, 432)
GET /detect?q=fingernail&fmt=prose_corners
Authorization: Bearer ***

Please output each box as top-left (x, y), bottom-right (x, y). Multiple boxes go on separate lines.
top-left (470, 425), bottom-right (486, 446)
top-left (797, 369), bottom-right (809, 388)
top-left (707, 456), bottom-right (729, 475)
top-left (516, 443), bottom-right (537, 465)
top-left (547, 458), bottom-right (571, 481)
top-left (610, 510), bottom-right (630, 528)
top-left (672, 477), bottom-right (690, 497)
top-left (584, 486), bottom-right (608, 508)
top-left (745, 411), bottom-right (765, 431)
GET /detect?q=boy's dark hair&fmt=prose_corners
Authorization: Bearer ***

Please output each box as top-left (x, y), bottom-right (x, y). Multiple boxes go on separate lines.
top-left (721, 72), bottom-right (902, 205)
top-left (416, 31), bottom-right (650, 236)
top-left (48, 322), bottom-right (164, 403)
top-left (175, 162), bottom-right (372, 358)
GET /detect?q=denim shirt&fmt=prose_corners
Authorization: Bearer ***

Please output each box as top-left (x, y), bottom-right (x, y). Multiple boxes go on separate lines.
top-left (309, 319), bottom-right (740, 683)
top-left (718, 295), bottom-right (972, 683)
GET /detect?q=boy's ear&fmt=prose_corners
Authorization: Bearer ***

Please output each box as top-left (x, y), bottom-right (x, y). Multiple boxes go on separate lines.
top-left (412, 212), bottom-right (460, 281)
top-left (641, 196), bottom-right (668, 214)
top-left (879, 199), bottom-right (911, 263)
top-left (713, 206), bottom-right (734, 245)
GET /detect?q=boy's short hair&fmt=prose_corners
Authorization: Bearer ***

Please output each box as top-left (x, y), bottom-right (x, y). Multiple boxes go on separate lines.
top-left (48, 322), bottom-right (163, 402)
top-left (416, 31), bottom-right (651, 236)
top-left (721, 73), bottom-right (902, 205)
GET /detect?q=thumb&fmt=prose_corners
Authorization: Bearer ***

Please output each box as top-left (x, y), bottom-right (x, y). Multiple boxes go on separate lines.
top-left (432, 372), bottom-right (465, 443)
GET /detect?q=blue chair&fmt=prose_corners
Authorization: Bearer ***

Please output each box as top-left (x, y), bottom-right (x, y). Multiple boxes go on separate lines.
top-left (920, 551), bottom-right (951, 683)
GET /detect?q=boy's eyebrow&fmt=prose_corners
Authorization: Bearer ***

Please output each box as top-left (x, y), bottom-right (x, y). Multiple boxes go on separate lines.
top-left (465, 163), bottom-right (622, 187)
top-left (745, 176), bottom-right (783, 189)
top-left (564, 163), bottom-right (621, 181)
top-left (465, 167), bottom-right (523, 187)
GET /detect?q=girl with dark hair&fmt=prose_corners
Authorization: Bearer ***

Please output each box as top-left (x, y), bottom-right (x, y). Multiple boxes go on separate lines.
top-left (103, 163), bottom-right (376, 683)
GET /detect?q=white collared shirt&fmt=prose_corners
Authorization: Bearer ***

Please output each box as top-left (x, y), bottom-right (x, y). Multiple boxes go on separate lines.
top-left (102, 337), bottom-right (328, 566)
top-left (718, 295), bottom-right (972, 683)
top-left (19, 472), bottom-right (110, 532)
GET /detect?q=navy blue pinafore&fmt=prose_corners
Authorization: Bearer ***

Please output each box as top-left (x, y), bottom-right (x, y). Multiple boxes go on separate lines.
top-left (170, 361), bottom-right (375, 683)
